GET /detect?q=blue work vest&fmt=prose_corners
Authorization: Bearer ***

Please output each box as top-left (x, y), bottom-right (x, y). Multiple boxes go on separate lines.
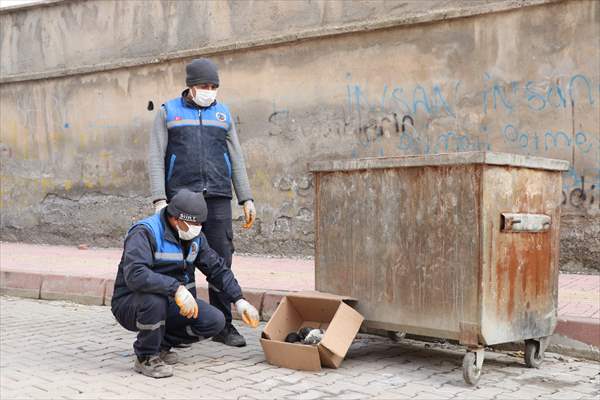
top-left (132, 213), bottom-right (201, 293)
top-left (163, 97), bottom-right (233, 200)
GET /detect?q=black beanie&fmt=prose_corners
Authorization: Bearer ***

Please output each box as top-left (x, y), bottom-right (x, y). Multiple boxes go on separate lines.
top-left (166, 189), bottom-right (208, 224)
top-left (186, 58), bottom-right (220, 87)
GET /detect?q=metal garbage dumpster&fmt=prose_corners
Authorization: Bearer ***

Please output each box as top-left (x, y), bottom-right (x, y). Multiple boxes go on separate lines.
top-left (309, 151), bottom-right (569, 384)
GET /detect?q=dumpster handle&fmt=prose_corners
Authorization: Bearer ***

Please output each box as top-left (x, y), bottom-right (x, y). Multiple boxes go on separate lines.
top-left (500, 213), bottom-right (551, 233)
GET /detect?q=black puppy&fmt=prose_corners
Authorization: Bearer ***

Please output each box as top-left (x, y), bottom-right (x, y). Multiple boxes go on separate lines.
top-left (285, 326), bottom-right (315, 343)
top-left (297, 327), bottom-right (313, 340)
top-left (285, 332), bottom-right (301, 343)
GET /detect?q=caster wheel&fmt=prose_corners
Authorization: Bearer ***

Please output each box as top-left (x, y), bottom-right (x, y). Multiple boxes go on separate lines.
top-left (525, 340), bottom-right (544, 368)
top-left (462, 352), bottom-right (482, 385)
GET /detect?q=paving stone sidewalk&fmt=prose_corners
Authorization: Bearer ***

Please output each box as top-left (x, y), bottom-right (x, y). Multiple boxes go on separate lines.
top-left (1, 297), bottom-right (598, 400)
top-left (3, 242), bottom-right (599, 350)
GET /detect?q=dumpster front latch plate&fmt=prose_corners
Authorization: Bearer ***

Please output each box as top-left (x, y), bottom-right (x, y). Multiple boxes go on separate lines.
top-left (500, 213), bottom-right (551, 233)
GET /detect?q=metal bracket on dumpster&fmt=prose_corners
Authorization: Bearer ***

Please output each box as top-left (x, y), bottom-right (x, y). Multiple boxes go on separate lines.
top-left (538, 336), bottom-right (550, 358)
top-left (500, 213), bottom-right (551, 233)
top-left (459, 322), bottom-right (479, 346)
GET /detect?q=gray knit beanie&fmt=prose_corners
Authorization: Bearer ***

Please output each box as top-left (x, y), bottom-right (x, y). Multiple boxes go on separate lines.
top-left (166, 189), bottom-right (208, 224)
top-left (185, 58), bottom-right (220, 87)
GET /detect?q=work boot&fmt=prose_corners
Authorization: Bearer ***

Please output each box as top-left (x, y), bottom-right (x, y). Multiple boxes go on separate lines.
top-left (212, 323), bottom-right (246, 347)
top-left (134, 355), bottom-right (173, 378)
top-left (159, 349), bottom-right (179, 365)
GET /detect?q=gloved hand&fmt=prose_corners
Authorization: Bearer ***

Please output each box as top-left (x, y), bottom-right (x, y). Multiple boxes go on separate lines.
top-left (242, 200), bottom-right (256, 229)
top-left (235, 299), bottom-right (259, 328)
top-left (154, 199), bottom-right (167, 214)
top-left (175, 286), bottom-right (198, 319)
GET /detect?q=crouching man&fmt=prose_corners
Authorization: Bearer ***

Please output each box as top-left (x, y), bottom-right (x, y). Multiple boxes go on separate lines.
top-left (111, 189), bottom-right (259, 378)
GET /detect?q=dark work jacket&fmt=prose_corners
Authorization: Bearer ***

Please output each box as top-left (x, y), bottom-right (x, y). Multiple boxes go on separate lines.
top-left (110, 210), bottom-right (243, 307)
top-left (163, 93), bottom-right (233, 201)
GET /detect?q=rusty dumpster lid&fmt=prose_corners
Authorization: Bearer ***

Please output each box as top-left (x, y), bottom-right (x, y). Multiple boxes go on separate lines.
top-left (308, 151), bottom-right (570, 173)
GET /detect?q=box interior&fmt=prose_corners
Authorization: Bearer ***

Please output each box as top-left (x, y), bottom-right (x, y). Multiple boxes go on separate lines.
top-left (263, 295), bottom-right (341, 341)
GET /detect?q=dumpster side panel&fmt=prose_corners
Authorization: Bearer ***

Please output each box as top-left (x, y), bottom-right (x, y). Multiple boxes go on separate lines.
top-left (315, 165), bottom-right (481, 340)
top-left (481, 166), bottom-right (561, 345)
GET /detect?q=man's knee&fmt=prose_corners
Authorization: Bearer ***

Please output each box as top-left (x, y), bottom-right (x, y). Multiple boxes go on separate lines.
top-left (193, 305), bottom-right (225, 337)
top-left (208, 309), bottom-right (226, 337)
top-left (136, 293), bottom-right (169, 317)
top-left (112, 293), bottom-right (168, 332)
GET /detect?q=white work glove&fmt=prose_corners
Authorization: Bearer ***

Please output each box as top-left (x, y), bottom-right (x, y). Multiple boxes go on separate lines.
top-left (242, 200), bottom-right (256, 229)
top-left (154, 199), bottom-right (167, 214)
top-left (175, 286), bottom-right (198, 319)
top-left (235, 299), bottom-right (259, 328)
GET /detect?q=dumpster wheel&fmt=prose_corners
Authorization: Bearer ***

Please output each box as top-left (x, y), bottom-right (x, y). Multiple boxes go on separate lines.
top-left (524, 339), bottom-right (545, 368)
top-left (462, 350), bottom-right (483, 385)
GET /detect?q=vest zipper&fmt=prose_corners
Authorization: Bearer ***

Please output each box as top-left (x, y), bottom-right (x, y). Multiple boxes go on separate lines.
top-left (199, 109), bottom-right (208, 193)
top-left (182, 241), bottom-right (189, 283)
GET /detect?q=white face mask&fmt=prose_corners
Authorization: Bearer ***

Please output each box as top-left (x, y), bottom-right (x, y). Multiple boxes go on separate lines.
top-left (178, 221), bottom-right (202, 241)
top-left (192, 88), bottom-right (217, 107)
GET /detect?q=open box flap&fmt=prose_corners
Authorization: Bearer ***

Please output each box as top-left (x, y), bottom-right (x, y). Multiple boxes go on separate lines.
top-left (319, 302), bottom-right (364, 358)
top-left (318, 345), bottom-right (345, 369)
top-left (287, 296), bottom-right (342, 323)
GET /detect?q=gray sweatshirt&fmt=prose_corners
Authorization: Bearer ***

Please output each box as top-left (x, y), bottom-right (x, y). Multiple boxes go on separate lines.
top-left (148, 107), bottom-right (253, 205)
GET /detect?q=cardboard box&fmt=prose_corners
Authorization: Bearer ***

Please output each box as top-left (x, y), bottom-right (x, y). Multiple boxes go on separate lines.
top-left (260, 291), bottom-right (364, 371)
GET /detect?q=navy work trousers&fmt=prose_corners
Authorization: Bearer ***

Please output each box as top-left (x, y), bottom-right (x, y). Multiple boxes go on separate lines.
top-left (111, 293), bottom-right (226, 358)
top-left (204, 197), bottom-right (235, 324)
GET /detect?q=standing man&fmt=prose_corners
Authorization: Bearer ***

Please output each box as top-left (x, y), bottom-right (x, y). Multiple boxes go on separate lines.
top-left (148, 58), bottom-right (256, 347)
top-left (111, 189), bottom-right (260, 378)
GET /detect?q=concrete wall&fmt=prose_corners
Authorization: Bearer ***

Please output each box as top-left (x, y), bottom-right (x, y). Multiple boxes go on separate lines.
top-left (1, 0), bottom-right (598, 272)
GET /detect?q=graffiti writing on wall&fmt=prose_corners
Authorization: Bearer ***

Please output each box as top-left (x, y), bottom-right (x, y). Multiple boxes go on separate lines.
top-left (481, 73), bottom-right (596, 114)
top-left (562, 167), bottom-right (599, 210)
top-left (335, 72), bottom-right (600, 211)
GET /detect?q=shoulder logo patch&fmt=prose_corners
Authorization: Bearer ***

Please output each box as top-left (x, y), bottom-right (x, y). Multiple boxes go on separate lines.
top-left (216, 112), bottom-right (227, 122)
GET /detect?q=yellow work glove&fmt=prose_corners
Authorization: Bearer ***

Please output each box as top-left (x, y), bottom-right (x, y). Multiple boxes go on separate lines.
top-left (242, 200), bottom-right (256, 229)
top-left (235, 299), bottom-right (259, 328)
top-left (174, 286), bottom-right (198, 319)
top-left (154, 199), bottom-right (167, 214)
